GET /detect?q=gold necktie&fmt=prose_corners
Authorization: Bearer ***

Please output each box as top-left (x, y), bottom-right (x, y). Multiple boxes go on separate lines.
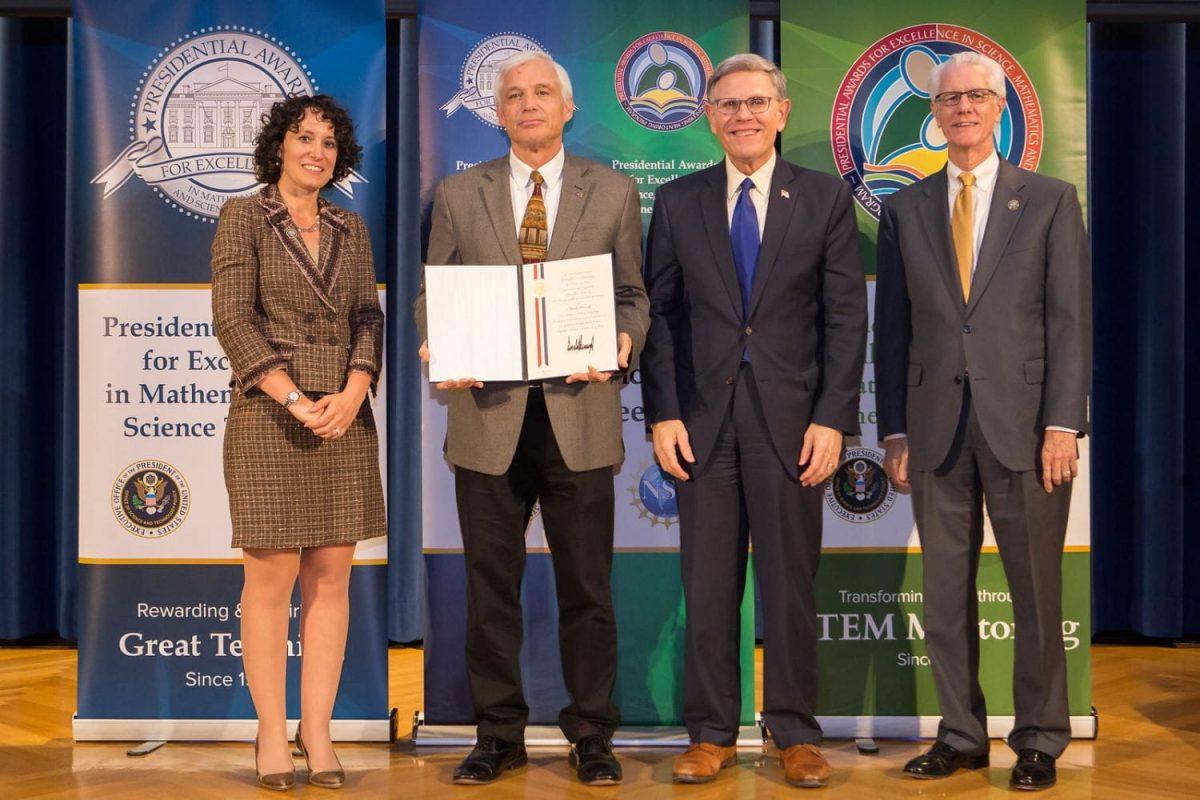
top-left (519, 170), bottom-right (548, 264)
top-left (951, 171), bottom-right (976, 302)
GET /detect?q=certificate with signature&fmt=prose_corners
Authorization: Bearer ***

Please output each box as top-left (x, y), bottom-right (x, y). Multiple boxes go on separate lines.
top-left (424, 253), bottom-right (618, 382)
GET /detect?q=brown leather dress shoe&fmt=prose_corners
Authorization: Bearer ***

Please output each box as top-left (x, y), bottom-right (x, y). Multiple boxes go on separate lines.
top-left (672, 742), bottom-right (737, 783)
top-left (779, 743), bottom-right (831, 788)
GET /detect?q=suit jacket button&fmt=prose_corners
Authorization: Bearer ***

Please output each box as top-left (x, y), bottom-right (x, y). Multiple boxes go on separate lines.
top-left (328, 336), bottom-right (339, 346)
top-left (744, 325), bottom-right (753, 335)
top-left (725, 376), bottom-right (735, 385)
top-left (324, 311), bottom-right (336, 322)
top-left (305, 334), bottom-right (316, 344)
top-left (962, 324), bottom-right (972, 334)
top-left (954, 375), bottom-right (963, 385)
top-left (304, 312), bottom-right (316, 323)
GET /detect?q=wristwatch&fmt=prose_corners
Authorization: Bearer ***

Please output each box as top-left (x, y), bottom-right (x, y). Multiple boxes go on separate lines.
top-left (282, 390), bottom-right (302, 409)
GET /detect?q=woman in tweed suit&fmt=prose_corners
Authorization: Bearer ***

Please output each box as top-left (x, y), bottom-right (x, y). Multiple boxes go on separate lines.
top-left (211, 94), bottom-right (385, 790)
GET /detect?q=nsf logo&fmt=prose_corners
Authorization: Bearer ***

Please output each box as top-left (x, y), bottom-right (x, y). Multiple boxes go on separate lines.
top-left (629, 461), bottom-right (679, 528)
top-left (830, 24), bottom-right (1042, 219)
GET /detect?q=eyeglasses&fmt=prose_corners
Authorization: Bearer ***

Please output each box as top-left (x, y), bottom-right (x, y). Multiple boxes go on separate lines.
top-left (933, 89), bottom-right (1000, 107)
top-left (708, 96), bottom-right (775, 116)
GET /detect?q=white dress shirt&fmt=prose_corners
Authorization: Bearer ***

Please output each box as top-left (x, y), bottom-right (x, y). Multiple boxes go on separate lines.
top-left (509, 147), bottom-right (565, 240)
top-left (724, 152), bottom-right (775, 239)
top-left (945, 150), bottom-right (999, 274)
top-left (887, 150), bottom-right (1073, 440)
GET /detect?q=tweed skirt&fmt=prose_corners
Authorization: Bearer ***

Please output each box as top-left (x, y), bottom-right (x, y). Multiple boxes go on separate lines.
top-left (223, 392), bottom-right (386, 549)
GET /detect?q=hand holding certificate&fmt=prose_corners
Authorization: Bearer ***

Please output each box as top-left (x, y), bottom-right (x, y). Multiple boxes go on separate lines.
top-left (424, 253), bottom-right (621, 384)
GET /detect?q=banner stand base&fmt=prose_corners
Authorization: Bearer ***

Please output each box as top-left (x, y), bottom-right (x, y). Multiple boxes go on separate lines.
top-left (411, 713), bottom-right (766, 748)
top-left (72, 716), bottom-right (391, 742)
top-left (816, 714), bottom-right (1098, 740)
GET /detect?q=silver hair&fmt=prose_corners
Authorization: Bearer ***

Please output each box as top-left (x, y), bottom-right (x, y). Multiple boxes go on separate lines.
top-left (928, 52), bottom-right (1006, 102)
top-left (706, 52), bottom-right (788, 101)
top-left (495, 51), bottom-right (574, 105)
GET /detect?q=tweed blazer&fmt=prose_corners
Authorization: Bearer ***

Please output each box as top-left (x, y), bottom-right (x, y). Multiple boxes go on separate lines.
top-left (212, 185), bottom-right (384, 396)
top-left (414, 152), bottom-right (650, 476)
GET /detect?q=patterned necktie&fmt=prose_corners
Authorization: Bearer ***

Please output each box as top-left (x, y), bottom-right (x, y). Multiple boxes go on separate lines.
top-left (730, 177), bottom-right (760, 317)
top-left (519, 170), bottom-right (548, 264)
top-left (951, 171), bottom-right (976, 302)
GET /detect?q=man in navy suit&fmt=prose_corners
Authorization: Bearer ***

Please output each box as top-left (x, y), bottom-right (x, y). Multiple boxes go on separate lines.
top-left (641, 53), bottom-right (867, 788)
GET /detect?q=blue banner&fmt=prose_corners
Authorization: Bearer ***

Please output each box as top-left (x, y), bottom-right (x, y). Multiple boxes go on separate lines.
top-left (71, 0), bottom-right (389, 741)
top-left (417, 0), bottom-right (753, 736)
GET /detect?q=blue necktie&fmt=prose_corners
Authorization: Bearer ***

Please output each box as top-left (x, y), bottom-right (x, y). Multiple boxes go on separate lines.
top-left (730, 176), bottom-right (760, 319)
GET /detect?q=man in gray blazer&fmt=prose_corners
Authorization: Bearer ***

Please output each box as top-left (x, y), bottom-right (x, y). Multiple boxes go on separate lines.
top-left (875, 52), bottom-right (1090, 791)
top-left (414, 52), bottom-right (649, 786)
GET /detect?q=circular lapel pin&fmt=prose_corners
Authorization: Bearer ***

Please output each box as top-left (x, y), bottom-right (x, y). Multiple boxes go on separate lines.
top-left (1007, 199), bottom-right (1020, 211)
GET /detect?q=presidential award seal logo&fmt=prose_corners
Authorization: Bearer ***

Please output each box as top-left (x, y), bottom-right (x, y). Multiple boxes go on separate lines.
top-left (830, 24), bottom-right (1042, 219)
top-left (629, 461), bottom-right (679, 528)
top-left (614, 31), bottom-right (712, 131)
top-left (825, 448), bottom-right (897, 524)
top-left (111, 459), bottom-right (191, 538)
top-left (92, 27), bottom-right (364, 222)
top-left (440, 32), bottom-right (548, 127)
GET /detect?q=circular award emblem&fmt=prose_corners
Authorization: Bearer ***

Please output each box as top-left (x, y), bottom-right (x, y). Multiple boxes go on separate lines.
top-left (825, 448), bottom-right (897, 523)
top-left (829, 23), bottom-right (1043, 219)
top-left (439, 32), bottom-right (548, 128)
top-left (92, 27), bottom-right (319, 221)
top-left (614, 31), bottom-right (712, 131)
top-left (629, 461), bottom-right (679, 528)
top-left (111, 459), bottom-right (191, 538)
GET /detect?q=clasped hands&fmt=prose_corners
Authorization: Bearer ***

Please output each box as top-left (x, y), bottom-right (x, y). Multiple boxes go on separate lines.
top-left (419, 333), bottom-right (633, 390)
top-left (652, 418), bottom-right (843, 487)
top-left (287, 385), bottom-right (367, 441)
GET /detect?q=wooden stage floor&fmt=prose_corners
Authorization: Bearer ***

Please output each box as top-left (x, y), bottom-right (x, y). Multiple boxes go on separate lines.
top-left (0, 644), bottom-right (1196, 798)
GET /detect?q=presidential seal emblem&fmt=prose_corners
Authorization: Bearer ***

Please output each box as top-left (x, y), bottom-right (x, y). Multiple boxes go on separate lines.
top-left (111, 459), bottom-right (191, 539)
top-left (92, 27), bottom-right (364, 222)
top-left (825, 448), bottom-right (897, 524)
top-left (614, 31), bottom-right (712, 131)
top-left (830, 24), bottom-right (1042, 219)
top-left (440, 32), bottom-right (547, 127)
top-left (628, 461), bottom-right (679, 528)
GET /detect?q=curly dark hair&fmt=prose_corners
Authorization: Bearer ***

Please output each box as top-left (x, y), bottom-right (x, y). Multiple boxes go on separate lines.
top-left (253, 94), bottom-right (362, 186)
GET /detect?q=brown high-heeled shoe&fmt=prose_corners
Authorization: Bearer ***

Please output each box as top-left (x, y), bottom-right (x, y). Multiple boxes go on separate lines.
top-left (295, 720), bottom-right (345, 789)
top-left (254, 737), bottom-right (295, 791)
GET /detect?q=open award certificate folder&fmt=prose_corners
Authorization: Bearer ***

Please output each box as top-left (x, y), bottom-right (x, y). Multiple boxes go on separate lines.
top-left (424, 253), bottom-right (619, 382)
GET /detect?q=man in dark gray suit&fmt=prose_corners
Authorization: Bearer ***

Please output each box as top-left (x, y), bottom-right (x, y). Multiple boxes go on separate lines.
top-left (875, 52), bottom-right (1091, 791)
top-left (414, 52), bottom-right (649, 786)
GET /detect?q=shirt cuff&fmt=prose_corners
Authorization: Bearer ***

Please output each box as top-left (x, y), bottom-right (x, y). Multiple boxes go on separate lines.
top-left (883, 434), bottom-right (907, 441)
top-left (1045, 426), bottom-right (1078, 434)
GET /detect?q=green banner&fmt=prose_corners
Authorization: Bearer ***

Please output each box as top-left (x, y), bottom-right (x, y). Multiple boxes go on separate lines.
top-left (781, 0), bottom-right (1087, 272)
top-left (782, 0), bottom-right (1093, 735)
top-left (815, 553), bottom-right (1090, 717)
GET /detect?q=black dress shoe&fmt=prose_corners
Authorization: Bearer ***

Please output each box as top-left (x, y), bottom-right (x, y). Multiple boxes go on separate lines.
top-left (568, 734), bottom-right (622, 786)
top-left (452, 736), bottom-right (527, 785)
top-left (1010, 749), bottom-right (1056, 790)
top-left (903, 740), bottom-right (989, 779)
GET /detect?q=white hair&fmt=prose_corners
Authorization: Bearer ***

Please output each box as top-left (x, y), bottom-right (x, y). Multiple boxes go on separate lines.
top-left (928, 52), bottom-right (1006, 101)
top-left (707, 52), bottom-right (788, 101)
top-left (495, 51), bottom-right (574, 105)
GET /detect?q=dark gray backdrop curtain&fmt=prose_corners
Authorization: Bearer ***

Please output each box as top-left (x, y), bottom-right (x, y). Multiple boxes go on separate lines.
top-left (0, 17), bottom-right (76, 640)
top-left (1, 15), bottom-right (1197, 642)
top-left (1089, 22), bottom-right (1200, 638)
